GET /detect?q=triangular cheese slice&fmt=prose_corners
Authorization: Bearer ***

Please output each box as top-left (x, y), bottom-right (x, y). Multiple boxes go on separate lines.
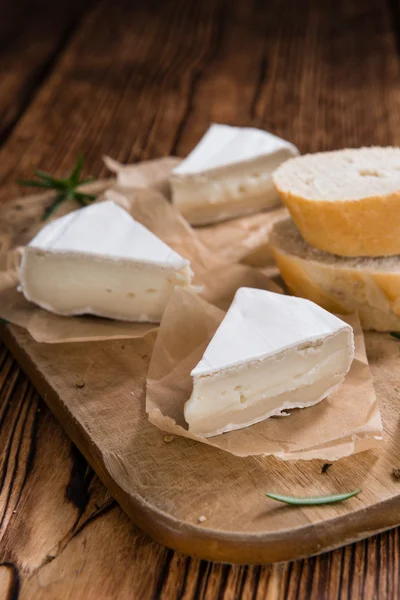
top-left (20, 200), bottom-right (193, 322)
top-left (184, 288), bottom-right (354, 437)
top-left (170, 124), bottom-right (299, 225)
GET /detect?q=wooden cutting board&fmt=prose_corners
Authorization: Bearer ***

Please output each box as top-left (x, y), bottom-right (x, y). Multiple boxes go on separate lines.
top-left (1, 320), bottom-right (400, 565)
top-left (1, 185), bottom-right (400, 564)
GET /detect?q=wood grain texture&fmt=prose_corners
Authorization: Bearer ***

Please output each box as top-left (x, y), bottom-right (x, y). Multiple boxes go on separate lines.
top-left (0, 0), bottom-right (97, 146)
top-left (1, 0), bottom-right (398, 197)
top-left (0, 342), bottom-right (399, 599)
top-left (1, 0), bottom-right (400, 596)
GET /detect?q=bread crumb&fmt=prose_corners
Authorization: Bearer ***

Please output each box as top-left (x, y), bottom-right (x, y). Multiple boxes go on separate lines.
top-left (198, 515), bottom-right (207, 523)
top-left (392, 468), bottom-right (400, 480)
top-left (75, 380), bottom-right (85, 389)
top-left (321, 463), bottom-right (333, 474)
top-left (163, 435), bottom-right (174, 443)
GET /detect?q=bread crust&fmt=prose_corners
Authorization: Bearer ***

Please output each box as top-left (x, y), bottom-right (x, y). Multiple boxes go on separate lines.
top-left (271, 243), bottom-right (400, 331)
top-left (274, 187), bottom-right (400, 257)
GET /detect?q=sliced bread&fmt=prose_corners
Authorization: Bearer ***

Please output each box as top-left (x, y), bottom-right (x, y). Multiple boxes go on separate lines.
top-left (270, 217), bottom-right (400, 331)
top-left (273, 147), bottom-right (400, 257)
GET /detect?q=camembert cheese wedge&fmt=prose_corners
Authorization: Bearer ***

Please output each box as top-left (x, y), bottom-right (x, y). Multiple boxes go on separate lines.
top-left (20, 200), bottom-right (193, 322)
top-left (170, 124), bottom-right (298, 225)
top-left (184, 288), bottom-right (354, 437)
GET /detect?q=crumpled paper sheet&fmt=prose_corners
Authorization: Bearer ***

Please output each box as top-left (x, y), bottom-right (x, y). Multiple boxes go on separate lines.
top-left (0, 161), bottom-right (279, 342)
top-left (196, 207), bottom-right (289, 269)
top-left (103, 155), bottom-right (180, 200)
top-left (146, 288), bottom-right (383, 461)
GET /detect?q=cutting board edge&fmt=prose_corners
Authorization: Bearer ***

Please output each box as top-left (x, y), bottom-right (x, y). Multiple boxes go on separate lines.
top-left (1, 323), bottom-right (400, 565)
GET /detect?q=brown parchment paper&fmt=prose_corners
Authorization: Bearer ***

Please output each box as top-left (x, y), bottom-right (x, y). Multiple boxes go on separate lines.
top-left (0, 160), bottom-right (279, 342)
top-left (146, 288), bottom-right (383, 461)
top-left (197, 207), bottom-right (289, 270)
top-left (103, 155), bottom-right (181, 200)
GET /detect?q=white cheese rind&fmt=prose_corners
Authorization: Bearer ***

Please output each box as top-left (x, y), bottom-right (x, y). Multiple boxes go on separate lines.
top-left (170, 124), bottom-right (299, 225)
top-left (28, 200), bottom-right (189, 267)
top-left (184, 288), bottom-right (354, 437)
top-left (19, 201), bottom-right (193, 322)
top-left (173, 124), bottom-right (298, 174)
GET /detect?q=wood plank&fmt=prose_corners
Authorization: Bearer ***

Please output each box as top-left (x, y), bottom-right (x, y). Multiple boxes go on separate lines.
top-left (0, 0), bottom-right (225, 203)
top-left (0, 346), bottom-right (169, 599)
top-left (0, 0), bottom-right (96, 146)
top-left (176, 0), bottom-right (400, 155)
top-left (1, 0), bottom-right (398, 195)
top-left (0, 0), bottom-right (400, 596)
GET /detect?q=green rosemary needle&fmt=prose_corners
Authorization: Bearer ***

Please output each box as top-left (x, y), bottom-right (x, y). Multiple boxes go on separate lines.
top-left (18, 153), bottom-right (97, 221)
top-left (265, 488), bottom-right (362, 506)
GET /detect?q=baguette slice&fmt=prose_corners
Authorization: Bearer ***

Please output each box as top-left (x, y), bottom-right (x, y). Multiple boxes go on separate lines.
top-left (270, 217), bottom-right (400, 332)
top-left (273, 147), bottom-right (400, 257)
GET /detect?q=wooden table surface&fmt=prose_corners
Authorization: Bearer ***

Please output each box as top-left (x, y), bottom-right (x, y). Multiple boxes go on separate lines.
top-left (1, 0), bottom-right (400, 597)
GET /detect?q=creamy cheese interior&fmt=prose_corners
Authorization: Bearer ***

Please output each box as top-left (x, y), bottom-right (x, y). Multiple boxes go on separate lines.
top-left (184, 329), bottom-right (351, 437)
top-left (171, 151), bottom-right (292, 225)
top-left (21, 249), bottom-right (192, 322)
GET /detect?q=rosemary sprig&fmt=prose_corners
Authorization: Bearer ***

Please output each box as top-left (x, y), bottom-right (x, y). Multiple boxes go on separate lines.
top-left (265, 488), bottom-right (361, 506)
top-left (18, 154), bottom-right (97, 221)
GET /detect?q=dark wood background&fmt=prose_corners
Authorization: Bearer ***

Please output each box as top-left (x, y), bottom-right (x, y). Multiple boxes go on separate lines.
top-left (1, 0), bottom-right (400, 597)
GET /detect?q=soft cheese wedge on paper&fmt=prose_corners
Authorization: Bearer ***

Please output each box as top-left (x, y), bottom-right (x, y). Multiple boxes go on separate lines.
top-left (184, 288), bottom-right (354, 437)
top-left (20, 200), bottom-right (193, 322)
top-left (170, 124), bottom-right (299, 225)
